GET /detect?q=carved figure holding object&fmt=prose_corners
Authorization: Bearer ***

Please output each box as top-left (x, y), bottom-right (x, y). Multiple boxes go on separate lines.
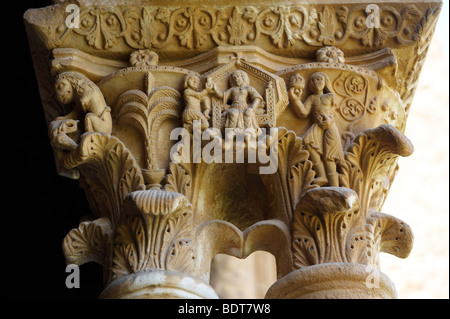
top-left (289, 72), bottom-right (344, 187)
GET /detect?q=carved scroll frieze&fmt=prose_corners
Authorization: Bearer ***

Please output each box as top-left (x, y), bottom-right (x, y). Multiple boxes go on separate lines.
top-left (33, 2), bottom-right (439, 55)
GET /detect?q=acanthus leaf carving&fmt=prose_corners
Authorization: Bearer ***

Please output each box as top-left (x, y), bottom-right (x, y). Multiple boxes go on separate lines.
top-left (111, 189), bottom-right (194, 283)
top-left (366, 212), bottom-right (413, 260)
top-left (164, 162), bottom-right (193, 201)
top-left (292, 187), bottom-right (362, 268)
top-left (138, 8), bottom-right (154, 48)
top-left (290, 123), bottom-right (414, 271)
top-left (261, 128), bottom-right (317, 226)
top-left (317, 6), bottom-right (338, 46)
top-left (61, 133), bottom-right (146, 229)
top-left (341, 124), bottom-right (414, 216)
top-left (62, 217), bottom-right (113, 267)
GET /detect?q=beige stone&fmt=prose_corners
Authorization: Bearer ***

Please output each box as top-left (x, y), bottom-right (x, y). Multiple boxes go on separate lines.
top-left (24, 0), bottom-right (443, 299)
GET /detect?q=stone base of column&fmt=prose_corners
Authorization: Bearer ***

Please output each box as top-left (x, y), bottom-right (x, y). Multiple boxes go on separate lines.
top-left (265, 263), bottom-right (397, 299)
top-left (99, 270), bottom-right (219, 299)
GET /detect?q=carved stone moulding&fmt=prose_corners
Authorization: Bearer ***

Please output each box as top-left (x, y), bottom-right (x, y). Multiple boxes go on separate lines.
top-left (26, 0), bottom-right (441, 115)
top-left (24, 0), bottom-right (441, 299)
top-left (265, 263), bottom-right (397, 299)
top-left (99, 270), bottom-right (219, 299)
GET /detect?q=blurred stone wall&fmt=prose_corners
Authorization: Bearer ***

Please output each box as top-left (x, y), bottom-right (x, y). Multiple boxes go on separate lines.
top-left (381, 29), bottom-right (449, 299)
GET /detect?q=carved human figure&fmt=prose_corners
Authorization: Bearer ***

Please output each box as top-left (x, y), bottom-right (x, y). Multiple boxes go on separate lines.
top-left (51, 72), bottom-right (112, 150)
top-left (182, 74), bottom-right (211, 132)
top-left (209, 70), bottom-right (264, 133)
top-left (289, 72), bottom-right (344, 187)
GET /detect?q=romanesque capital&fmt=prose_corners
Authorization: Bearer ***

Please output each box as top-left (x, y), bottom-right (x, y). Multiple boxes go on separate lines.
top-left (25, 0), bottom-right (442, 299)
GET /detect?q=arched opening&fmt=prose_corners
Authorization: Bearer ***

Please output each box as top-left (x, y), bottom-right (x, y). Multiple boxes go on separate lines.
top-left (209, 251), bottom-right (277, 299)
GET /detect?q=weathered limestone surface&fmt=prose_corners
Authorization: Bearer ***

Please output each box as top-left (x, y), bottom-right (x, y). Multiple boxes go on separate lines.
top-left (24, 0), bottom-right (442, 298)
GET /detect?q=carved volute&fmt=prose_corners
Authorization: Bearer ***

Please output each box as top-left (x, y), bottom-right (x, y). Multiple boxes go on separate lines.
top-left (24, 0), bottom-right (442, 299)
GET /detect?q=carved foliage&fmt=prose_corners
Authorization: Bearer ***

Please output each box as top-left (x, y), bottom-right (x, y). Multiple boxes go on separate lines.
top-left (334, 4), bottom-right (432, 47)
top-left (366, 212), bottom-right (413, 261)
top-left (346, 125), bottom-right (414, 263)
top-left (114, 72), bottom-right (183, 172)
top-left (62, 133), bottom-right (145, 228)
top-left (72, 7), bottom-right (126, 50)
top-left (63, 217), bottom-right (113, 266)
top-left (243, 6), bottom-right (317, 48)
top-left (292, 124), bottom-right (414, 269)
top-left (164, 162), bottom-right (193, 201)
top-left (111, 189), bottom-right (194, 282)
top-left (341, 124), bottom-right (414, 215)
top-left (49, 4), bottom-right (437, 51)
top-left (292, 187), bottom-right (363, 268)
top-left (263, 128), bottom-right (316, 225)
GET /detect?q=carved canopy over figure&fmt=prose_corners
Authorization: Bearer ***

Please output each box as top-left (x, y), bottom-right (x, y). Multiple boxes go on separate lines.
top-left (50, 72), bottom-right (112, 151)
top-left (289, 72), bottom-right (344, 187)
top-left (209, 70), bottom-right (264, 133)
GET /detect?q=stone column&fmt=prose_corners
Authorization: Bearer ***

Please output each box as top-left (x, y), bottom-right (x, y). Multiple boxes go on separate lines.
top-left (24, 0), bottom-right (442, 299)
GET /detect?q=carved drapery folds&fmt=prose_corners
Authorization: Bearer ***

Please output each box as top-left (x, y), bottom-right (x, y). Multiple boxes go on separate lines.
top-left (25, 0), bottom-right (441, 299)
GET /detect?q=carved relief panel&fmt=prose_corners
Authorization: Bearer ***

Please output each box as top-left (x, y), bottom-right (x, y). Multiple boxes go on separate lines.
top-left (24, 0), bottom-right (442, 299)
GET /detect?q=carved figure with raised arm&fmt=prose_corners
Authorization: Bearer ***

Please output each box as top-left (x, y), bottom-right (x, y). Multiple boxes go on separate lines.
top-left (289, 72), bottom-right (344, 187)
top-left (182, 74), bottom-right (211, 132)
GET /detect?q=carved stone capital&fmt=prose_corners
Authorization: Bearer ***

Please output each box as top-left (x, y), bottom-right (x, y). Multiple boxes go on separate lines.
top-left (25, 0), bottom-right (442, 299)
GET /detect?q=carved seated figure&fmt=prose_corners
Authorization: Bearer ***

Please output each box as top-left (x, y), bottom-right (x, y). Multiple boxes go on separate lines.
top-left (289, 72), bottom-right (344, 187)
top-left (181, 74), bottom-right (211, 132)
top-left (50, 72), bottom-right (112, 151)
top-left (209, 70), bottom-right (264, 135)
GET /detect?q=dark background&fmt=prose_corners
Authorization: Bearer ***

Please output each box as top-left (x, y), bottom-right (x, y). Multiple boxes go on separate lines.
top-left (5, 0), bottom-right (103, 299)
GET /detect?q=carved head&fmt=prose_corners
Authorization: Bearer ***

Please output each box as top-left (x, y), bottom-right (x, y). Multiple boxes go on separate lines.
top-left (55, 78), bottom-right (74, 104)
top-left (55, 72), bottom-right (101, 104)
top-left (309, 72), bottom-right (332, 94)
top-left (184, 74), bottom-right (201, 91)
top-left (229, 70), bottom-right (249, 88)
